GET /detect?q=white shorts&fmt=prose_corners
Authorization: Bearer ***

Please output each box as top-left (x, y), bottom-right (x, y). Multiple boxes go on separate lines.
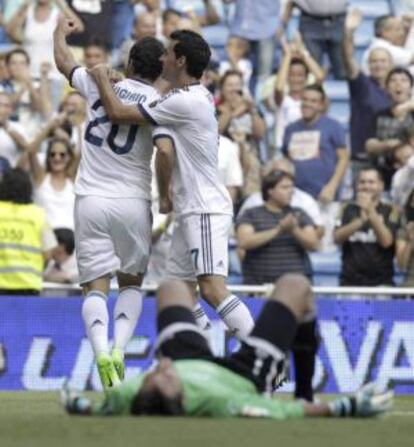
top-left (166, 213), bottom-right (232, 282)
top-left (74, 196), bottom-right (152, 285)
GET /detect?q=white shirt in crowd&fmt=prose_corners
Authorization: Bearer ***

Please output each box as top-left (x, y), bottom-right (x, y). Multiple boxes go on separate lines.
top-left (218, 135), bottom-right (244, 189)
top-left (391, 154), bottom-right (414, 208)
top-left (44, 252), bottom-right (79, 283)
top-left (237, 188), bottom-right (324, 227)
top-left (24, 4), bottom-right (61, 80)
top-left (362, 38), bottom-right (414, 75)
top-left (275, 95), bottom-right (302, 149)
top-left (35, 174), bottom-right (75, 230)
top-left (143, 84), bottom-right (233, 216)
top-left (0, 121), bottom-right (28, 167)
top-left (71, 67), bottom-right (159, 199)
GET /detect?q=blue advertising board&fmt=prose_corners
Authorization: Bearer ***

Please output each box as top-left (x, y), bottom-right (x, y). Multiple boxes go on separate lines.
top-left (0, 295), bottom-right (413, 393)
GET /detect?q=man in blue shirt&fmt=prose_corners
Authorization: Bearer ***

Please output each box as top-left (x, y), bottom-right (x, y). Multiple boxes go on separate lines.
top-left (342, 9), bottom-right (392, 165)
top-left (227, 0), bottom-right (281, 90)
top-left (282, 85), bottom-right (349, 204)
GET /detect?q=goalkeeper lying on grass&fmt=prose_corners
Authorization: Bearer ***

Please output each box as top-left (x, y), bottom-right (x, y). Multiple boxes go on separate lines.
top-left (62, 275), bottom-right (393, 419)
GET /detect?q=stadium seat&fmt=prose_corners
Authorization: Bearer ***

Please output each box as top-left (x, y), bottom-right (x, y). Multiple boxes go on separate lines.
top-left (324, 80), bottom-right (349, 101)
top-left (328, 101), bottom-right (350, 128)
top-left (203, 24), bottom-right (229, 49)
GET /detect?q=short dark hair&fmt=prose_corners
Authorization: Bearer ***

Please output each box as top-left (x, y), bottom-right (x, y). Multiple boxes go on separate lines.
top-left (84, 37), bottom-right (109, 52)
top-left (170, 30), bottom-right (211, 79)
top-left (357, 166), bottom-right (384, 183)
top-left (128, 37), bottom-right (164, 81)
top-left (290, 57), bottom-right (309, 75)
top-left (5, 48), bottom-right (30, 65)
top-left (54, 228), bottom-right (75, 256)
top-left (303, 84), bottom-right (326, 101)
top-left (0, 168), bottom-right (33, 204)
top-left (386, 67), bottom-right (414, 87)
top-left (162, 8), bottom-right (182, 24)
top-left (261, 170), bottom-right (294, 201)
top-left (130, 389), bottom-right (185, 416)
top-left (374, 15), bottom-right (392, 38)
top-left (45, 138), bottom-right (75, 173)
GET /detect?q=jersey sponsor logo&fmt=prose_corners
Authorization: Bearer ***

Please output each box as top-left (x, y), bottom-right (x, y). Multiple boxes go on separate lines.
top-left (349, 228), bottom-right (378, 243)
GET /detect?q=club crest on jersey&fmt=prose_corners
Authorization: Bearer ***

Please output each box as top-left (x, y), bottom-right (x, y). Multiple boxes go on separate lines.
top-left (148, 100), bottom-right (158, 108)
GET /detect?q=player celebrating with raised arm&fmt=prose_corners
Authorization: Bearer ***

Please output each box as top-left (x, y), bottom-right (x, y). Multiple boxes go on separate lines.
top-left (53, 18), bottom-right (164, 389)
top-left (89, 30), bottom-right (254, 337)
top-left (62, 275), bottom-right (393, 419)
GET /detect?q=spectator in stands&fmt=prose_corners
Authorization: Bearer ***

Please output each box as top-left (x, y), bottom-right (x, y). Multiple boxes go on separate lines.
top-left (83, 38), bottom-right (109, 69)
top-left (334, 167), bottom-right (399, 286)
top-left (44, 228), bottom-right (78, 284)
top-left (218, 135), bottom-right (244, 204)
top-left (6, 0), bottom-right (83, 80)
top-left (0, 168), bottom-right (57, 295)
top-left (362, 15), bottom-right (414, 74)
top-left (0, 48), bottom-right (52, 137)
top-left (219, 36), bottom-right (252, 92)
top-left (0, 92), bottom-right (29, 167)
top-left (161, 9), bottom-right (182, 45)
top-left (59, 91), bottom-right (87, 154)
top-left (391, 140), bottom-right (414, 208)
top-left (217, 70), bottom-right (266, 197)
top-left (280, 0), bottom-right (348, 79)
top-left (237, 158), bottom-right (324, 240)
top-left (236, 170), bottom-right (319, 402)
top-left (111, 0), bottom-right (135, 52)
top-left (365, 67), bottom-right (414, 189)
top-left (282, 84), bottom-right (349, 204)
top-left (343, 8), bottom-right (393, 175)
top-left (27, 136), bottom-right (77, 230)
top-left (227, 0), bottom-right (281, 89)
top-left (118, 12), bottom-right (157, 69)
top-left (66, 0), bottom-right (110, 52)
top-left (272, 33), bottom-right (325, 151)
top-left (396, 189), bottom-right (414, 286)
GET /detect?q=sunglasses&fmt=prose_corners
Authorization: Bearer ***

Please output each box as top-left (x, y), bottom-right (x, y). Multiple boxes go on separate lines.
top-left (49, 152), bottom-right (68, 159)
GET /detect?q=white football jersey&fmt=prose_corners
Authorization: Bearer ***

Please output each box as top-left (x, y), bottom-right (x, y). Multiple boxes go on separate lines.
top-left (70, 67), bottom-right (159, 199)
top-left (141, 84), bottom-right (233, 216)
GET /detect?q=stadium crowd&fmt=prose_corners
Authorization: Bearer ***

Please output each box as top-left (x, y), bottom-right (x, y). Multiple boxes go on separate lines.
top-left (1, 0), bottom-right (414, 292)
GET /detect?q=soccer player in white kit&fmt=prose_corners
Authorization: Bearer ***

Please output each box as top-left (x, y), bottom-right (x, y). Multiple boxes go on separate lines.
top-left (53, 18), bottom-right (164, 389)
top-left (89, 30), bottom-right (254, 337)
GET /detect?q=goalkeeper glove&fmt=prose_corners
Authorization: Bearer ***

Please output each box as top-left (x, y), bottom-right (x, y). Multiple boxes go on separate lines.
top-left (328, 383), bottom-right (393, 418)
top-left (61, 381), bottom-right (92, 415)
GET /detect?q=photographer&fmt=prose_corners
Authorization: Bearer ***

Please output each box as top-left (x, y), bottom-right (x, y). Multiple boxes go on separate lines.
top-left (334, 167), bottom-right (400, 286)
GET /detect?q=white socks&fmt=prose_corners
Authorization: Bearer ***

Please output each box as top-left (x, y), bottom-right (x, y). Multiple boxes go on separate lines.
top-left (193, 302), bottom-right (211, 330)
top-left (82, 291), bottom-right (109, 356)
top-left (113, 286), bottom-right (143, 351)
top-left (82, 287), bottom-right (143, 357)
top-left (216, 294), bottom-right (254, 337)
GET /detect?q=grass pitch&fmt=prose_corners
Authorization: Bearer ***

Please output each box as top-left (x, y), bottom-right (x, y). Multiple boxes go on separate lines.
top-left (0, 393), bottom-right (412, 447)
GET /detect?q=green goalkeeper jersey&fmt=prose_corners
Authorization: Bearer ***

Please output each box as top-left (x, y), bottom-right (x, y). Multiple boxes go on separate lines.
top-left (95, 359), bottom-right (305, 420)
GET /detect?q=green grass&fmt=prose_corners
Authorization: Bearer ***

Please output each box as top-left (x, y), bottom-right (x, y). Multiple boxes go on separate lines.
top-left (0, 393), bottom-right (412, 447)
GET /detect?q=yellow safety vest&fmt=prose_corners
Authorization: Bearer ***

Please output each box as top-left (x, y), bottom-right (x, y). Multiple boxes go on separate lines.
top-left (0, 201), bottom-right (45, 291)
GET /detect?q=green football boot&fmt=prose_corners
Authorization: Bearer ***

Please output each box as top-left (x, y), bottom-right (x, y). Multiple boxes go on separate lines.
top-left (97, 352), bottom-right (120, 390)
top-left (111, 348), bottom-right (125, 381)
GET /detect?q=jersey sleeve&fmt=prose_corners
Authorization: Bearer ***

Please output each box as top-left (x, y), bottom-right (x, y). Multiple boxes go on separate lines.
top-left (69, 66), bottom-right (94, 98)
top-left (211, 394), bottom-right (305, 420)
top-left (139, 91), bottom-right (191, 126)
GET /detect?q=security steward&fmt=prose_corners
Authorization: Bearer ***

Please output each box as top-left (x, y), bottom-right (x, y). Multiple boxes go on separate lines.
top-left (0, 168), bottom-right (57, 295)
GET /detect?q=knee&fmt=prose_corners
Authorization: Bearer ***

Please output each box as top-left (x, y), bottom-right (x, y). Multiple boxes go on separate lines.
top-left (270, 274), bottom-right (313, 321)
top-left (198, 276), bottom-right (227, 308)
top-left (117, 272), bottom-right (143, 289)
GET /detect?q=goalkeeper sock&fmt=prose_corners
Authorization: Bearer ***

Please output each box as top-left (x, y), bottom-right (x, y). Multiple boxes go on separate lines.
top-left (292, 319), bottom-right (319, 402)
top-left (216, 294), bottom-right (254, 337)
top-left (193, 302), bottom-right (211, 330)
top-left (113, 286), bottom-right (143, 351)
top-left (82, 291), bottom-right (109, 356)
